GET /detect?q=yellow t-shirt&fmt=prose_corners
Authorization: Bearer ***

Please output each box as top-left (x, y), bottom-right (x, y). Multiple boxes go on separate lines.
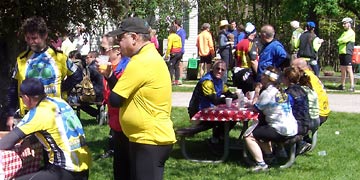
top-left (17, 97), bottom-right (91, 172)
top-left (13, 47), bottom-right (78, 115)
top-left (305, 69), bottom-right (330, 117)
top-left (112, 43), bottom-right (176, 145)
top-left (165, 33), bottom-right (182, 57)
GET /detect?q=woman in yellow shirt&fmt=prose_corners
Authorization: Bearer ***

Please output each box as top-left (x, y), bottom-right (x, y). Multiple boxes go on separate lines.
top-left (165, 25), bottom-right (183, 85)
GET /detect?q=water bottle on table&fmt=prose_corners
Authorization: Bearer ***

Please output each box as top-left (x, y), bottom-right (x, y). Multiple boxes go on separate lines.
top-left (236, 89), bottom-right (245, 109)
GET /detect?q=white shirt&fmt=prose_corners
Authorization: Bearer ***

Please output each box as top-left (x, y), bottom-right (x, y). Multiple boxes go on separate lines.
top-left (73, 33), bottom-right (90, 56)
top-left (255, 85), bottom-right (298, 136)
top-left (61, 37), bottom-right (76, 56)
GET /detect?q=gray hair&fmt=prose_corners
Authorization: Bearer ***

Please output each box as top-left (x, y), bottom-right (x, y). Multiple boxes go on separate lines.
top-left (201, 23), bottom-right (211, 30)
top-left (260, 25), bottom-right (275, 39)
top-left (138, 33), bottom-right (151, 41)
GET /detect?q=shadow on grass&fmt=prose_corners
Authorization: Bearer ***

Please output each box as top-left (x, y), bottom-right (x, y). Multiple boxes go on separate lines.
top-left (170, 138), bottom-right (250, 167)
top-left (80, 117), bottom-right (98, 126)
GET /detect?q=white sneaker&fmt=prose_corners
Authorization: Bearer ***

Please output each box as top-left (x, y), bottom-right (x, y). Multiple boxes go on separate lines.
top-left (251, 164), bottom-right (269, 172)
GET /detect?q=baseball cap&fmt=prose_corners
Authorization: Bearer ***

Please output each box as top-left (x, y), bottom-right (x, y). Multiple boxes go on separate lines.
top-left (307, 21), bottom-right (316, 28)
top-left (20, 78), bottom-right (45, 96)
top-left (245, 23), bottom-right (256, 34)
top-left (108, 17), bottom-right (150, 36)
top-left (342, 17), bottom-right (353, 23)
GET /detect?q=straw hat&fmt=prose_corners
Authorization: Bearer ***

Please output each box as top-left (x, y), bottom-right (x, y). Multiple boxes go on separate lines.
top-left (219, 20), bottom-right (229, 27)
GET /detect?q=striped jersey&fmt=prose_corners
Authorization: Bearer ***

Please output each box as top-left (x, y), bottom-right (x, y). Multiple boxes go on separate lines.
top-left (17, 97), bottom-right (91, 172)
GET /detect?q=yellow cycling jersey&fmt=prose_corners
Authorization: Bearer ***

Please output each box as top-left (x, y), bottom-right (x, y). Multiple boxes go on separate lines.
top-left (17, 97), bottom-right (91, 172)
top-left (13, 47), bottom-right (77, 116)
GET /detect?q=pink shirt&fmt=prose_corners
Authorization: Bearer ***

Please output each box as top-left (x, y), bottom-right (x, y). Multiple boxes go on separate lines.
top-left (151, 36), bottom-right (159, 49)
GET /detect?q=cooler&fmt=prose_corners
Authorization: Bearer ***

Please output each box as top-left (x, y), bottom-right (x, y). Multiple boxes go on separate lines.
top-left (352, 46), bottom-right (360, 73)
top-left (187, 58), bottom-right (199, 80)
top-left (352, 46), bottom-right (360, 64)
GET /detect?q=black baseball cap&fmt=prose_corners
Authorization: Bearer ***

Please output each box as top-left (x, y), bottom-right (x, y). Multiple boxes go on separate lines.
top-left (20, 78), bottom-right (45, 96)
top-left (108, 17), bottom-right (150, 36)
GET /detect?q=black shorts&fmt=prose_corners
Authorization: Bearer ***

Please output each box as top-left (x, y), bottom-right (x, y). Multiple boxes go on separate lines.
top-left (252, 125), bottom-right (292, 143)
top-left (339, 54), bottom-right (352, 66)
top-left (200, 54), bottom-right (213, 64)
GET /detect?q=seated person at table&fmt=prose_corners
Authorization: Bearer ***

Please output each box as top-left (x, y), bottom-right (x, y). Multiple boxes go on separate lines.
top-left (298, 69), bottom-right (320, 153)
top-left (291, 58), bottom-right (330, 125)
top-left (282, 67), bottom-right (312, 154)
top-left (283, 67), bottom-right (318, 154)
top-left (245, 66), bottom-right (298, 172)
top-left (0, 78), bottom-right (91, 180)
top-left (188, 60), bottom-right (237, 144)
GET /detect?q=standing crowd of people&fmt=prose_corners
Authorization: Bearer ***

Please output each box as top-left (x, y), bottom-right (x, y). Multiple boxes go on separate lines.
top-left (0, 16), bottom-right (177, 180)
top-left (0, 14), bottom-right (354, 179)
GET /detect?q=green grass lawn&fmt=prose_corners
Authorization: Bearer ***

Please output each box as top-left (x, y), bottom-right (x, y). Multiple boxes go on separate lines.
top-left (83, 108), bottom-right (360, 180)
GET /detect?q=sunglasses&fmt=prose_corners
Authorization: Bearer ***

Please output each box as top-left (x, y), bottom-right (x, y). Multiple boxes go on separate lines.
top-left (215, 67), bottom-right (226, 72)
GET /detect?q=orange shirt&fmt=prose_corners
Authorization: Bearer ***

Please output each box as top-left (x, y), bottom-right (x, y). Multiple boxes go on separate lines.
top-left (197, 30), bottom-right (215, 56)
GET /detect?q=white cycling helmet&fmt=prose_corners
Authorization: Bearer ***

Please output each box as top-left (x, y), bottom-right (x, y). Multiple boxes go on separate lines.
top-left (342, 17), bottom-right (353, 24)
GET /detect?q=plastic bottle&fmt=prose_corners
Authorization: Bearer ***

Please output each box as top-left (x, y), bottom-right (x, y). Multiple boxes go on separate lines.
top-left (318, 150), bottom-right (327, 156)
top-left (237, 89), bottom-right (245, 108)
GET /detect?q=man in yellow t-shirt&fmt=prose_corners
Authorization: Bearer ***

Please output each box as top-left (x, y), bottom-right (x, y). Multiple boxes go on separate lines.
top-left (0, 78), bottom-right (91, 179)
top-left (99, 17), bottom-right (176, 180)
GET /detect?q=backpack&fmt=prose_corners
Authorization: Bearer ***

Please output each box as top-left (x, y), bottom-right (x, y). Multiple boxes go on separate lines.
top-left (285, 84), bottom-right (311, 135)
top-left (77, 67), bottom-right (96, 103)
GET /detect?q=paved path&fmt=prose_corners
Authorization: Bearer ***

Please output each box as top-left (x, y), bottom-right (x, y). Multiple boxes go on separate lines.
top-left (172, 92), bottom-right (360, 113)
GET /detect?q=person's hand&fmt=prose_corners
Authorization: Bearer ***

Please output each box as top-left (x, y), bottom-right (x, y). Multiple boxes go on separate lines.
top-left (6, 116), bottom-right (14, 131)
top-left (251, 96), bottom-right (258, 105)
top-left (19, 140), bottom-right (35, 159)
top-left (252, 83), bottom-right (262, 104)
top-left (210, 51), bottom-right (215, 58)
top-left (95, 59), bottom-right (112, 78)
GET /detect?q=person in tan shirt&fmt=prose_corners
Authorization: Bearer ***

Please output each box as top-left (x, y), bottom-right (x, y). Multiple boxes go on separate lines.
top-left (197, 23), bottom-right (215, 77)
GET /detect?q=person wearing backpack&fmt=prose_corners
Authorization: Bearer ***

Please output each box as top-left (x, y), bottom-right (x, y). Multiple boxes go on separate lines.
top-left (79, 51), bottom-right (104, 117)
top-left (282, 67), bottom-right (312, 154)
top-left (297, 22), bottom-right (324, 76)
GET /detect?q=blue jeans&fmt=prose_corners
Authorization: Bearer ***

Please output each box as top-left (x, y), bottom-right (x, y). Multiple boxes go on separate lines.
top-left (309, 59), bottom-right (320, 77)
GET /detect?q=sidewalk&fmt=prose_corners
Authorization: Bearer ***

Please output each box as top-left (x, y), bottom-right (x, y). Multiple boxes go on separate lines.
top-left (172, 92), bottom-right (360, 113)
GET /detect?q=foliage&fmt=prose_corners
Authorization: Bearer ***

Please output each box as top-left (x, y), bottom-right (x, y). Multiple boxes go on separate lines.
top-left (0, 0), bottom-right (99, 38)
top-left (338, 0), bottom-right (360, 18)
top-left (322, 65), bottom-right (335, 71)
top-left (100, 0), bottom-right (196, 40)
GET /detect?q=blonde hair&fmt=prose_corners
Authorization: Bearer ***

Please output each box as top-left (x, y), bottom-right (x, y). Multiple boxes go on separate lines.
top-left (150, 29), bottom-right (157, 36)
top-left (212, 60), bottom-right (227, 71)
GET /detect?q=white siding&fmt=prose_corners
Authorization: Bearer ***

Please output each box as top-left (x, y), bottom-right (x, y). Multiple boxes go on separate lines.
top-left (183, 4), bottom-right (198, 62)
